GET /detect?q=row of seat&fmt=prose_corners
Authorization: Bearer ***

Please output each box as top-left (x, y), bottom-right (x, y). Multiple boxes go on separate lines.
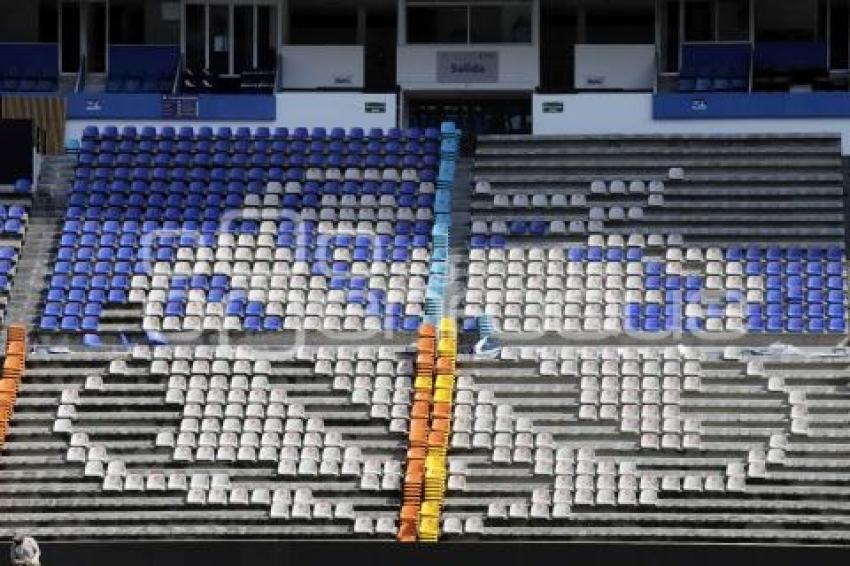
top-left (81, 139), bottom-right (438, 156)
top-left (81, 126), bottom-right (441, 143)
top-left (74, 165), bottom-right (433, 183)
top-left (462, 239), bottom-right (846, 334)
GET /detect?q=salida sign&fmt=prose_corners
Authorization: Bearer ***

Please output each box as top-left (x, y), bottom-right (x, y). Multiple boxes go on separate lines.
top-left (436, 51), bottom-right (499, 83)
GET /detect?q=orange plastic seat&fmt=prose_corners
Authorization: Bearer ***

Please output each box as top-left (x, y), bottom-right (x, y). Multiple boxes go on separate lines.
top-left (432, 402), bottom-right (451, 420)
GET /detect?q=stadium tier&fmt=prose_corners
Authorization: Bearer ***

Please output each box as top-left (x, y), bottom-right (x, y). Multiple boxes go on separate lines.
top-left (40, 126), bottom-right (440, 335)
top-left (8, 1), bottom-right (850, 561)
top-left (0, 126), bottom-right (848, 549)
top-left (465, 135), bottom-right (847, 336)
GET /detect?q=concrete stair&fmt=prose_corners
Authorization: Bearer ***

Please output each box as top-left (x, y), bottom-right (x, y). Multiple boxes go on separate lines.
top-left (3, 154), bottom-right (74, 344)
top-left (447, 159), bottom-right (472, 321)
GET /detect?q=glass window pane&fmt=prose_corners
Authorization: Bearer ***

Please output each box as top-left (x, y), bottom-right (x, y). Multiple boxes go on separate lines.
top-left (39, 0), bottom-right (59, 43)
top-left (471, 5), bottom-right (532, 43)
top-left (717, 0), bottom-right (749, 40)
top-left (61, 1), bottom-right (80, 73)
top-left (87, 2), bottom-right (106, 72)
top-left (186, 3), bottom-right (205, 69)
top-left (209, 4), bottom-right (230, 74)
top-left (660, 0), bottom-right (680, 72)
top-left (586, 6), bottom-right (654, 44)
top-left (289, 5), bottom-right (357, 44)
top-left (831, 0), bottom-right (848, 68)
top-left (234, 5), bottom-right (253, 73)
top-left (684, 1), bottom-right (715, 41)
top-left (407, 6), bottom-right (468, 44)
top-left (110, 0), bottom-right (145, 44)
top-left (0, 0), bottom-right (39, 41)
top-left (257, 5), bottom-right (277, 70)
top-left (756, 0), bottom-right (817, 41)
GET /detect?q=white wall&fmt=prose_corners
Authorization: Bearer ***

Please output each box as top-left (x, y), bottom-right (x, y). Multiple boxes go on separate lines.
top-left (574, 44), bottom-right (655, 91)
top-left (397, 45), bottom-right (539, 91)
top-left (275, 92), bottom-right (396, 130)
top-left (281, 46), bottom-right (365, 89)
top-left (533, 93), bottom-right (850, 154)
top-left (65, 92), bottom-right (398, 141)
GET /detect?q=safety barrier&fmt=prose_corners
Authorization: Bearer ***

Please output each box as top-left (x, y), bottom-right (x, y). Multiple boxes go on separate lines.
top-left (0, 324), bottom-right (26, 449)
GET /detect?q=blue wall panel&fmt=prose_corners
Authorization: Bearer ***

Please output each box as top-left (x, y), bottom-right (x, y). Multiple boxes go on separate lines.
top-left (654, 92), bottom-right (850, 119)
top-left (66, 93), bottom-right (276, 120)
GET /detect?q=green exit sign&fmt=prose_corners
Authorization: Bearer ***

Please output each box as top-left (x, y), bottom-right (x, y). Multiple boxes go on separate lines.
top-left (365, 102), bottom-right (386, 114)
top-left (542, 101), bottom-right (564, 113)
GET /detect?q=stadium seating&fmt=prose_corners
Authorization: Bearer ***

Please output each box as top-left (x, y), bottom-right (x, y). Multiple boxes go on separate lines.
top-left (471, 134), bottom-right (845, 246)
top-left (4, 126), bottom-right (850, 545)
top-left (0, 190), bottom-right (29, 327)
top-left (0, 43), bottom-right (58, 92)
top-left (437, 344), bottom-right (850, 542)
top-left (40, 125), bottom-right (440, 335)
top-left (463, 240), bottom-right (846, 334)
top-left (106, 45), bottom-right (179, 94)
top-left (2, 343), bottom-right (411, 537)
top-left (754, 41), bottom-right (828, 75)
top-left (0, 324), bottom-right (25, 450)
top-left (465, 134), bottom-right (846, 334)
top-left (679, 43), bottom-right (750, 93)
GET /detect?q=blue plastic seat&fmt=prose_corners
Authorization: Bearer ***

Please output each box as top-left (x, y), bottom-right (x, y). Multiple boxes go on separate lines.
top-left (587, 247), bottom-right (603, 262)
top-left (725, 247), bottom-right (742, 261)
top-left (244, 316), bottom-right (261, 332)
top-left (383, 316), bottom-right (401, 332)
top-left (40, 316), bottom-right (59, 331)
top-left (747, 316), bottom-right (765, 332)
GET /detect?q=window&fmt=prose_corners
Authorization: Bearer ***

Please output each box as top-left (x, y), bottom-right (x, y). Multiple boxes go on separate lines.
top-left (830, 0), bottom-right (849, 69)
top-left (660, 0), bottom-right (680, 72)
top-left (257, 5), bottom-right (277, 69)
top-left (407, 6), bottom-right (468, 43)
top-left (289, 4), bottom-right (357, 44)
top-left (87, 1), bottom-right (107, 73)
top-left (185, 2), bottom-right (277, 74)
top-left (717, 0), bottom-right (749, 40)
top-left (659, 0), bottom-right (750, 73)
top-left (109, 0), bottom-right (145, 44)
top-left (684, 1), bottom-right (714, 41)
top-left (234, 5), bottom-right (254, 72)
top-left (407, 2), bottom-right (532, 44)
top-left (38, 0), bottom-right (58, 43)
top-left (60, 1), bottom-right (80, 73)
top-left (186, 3), bottom-right (205, 69)
top-left (586, 6), bottom-right (654, 44)
top-left (756, 0), bottom-right (818, 41)
top-left (470, 5), bottom-right (531, 43)
top-left (208, 4), bottom-right (229, 74)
